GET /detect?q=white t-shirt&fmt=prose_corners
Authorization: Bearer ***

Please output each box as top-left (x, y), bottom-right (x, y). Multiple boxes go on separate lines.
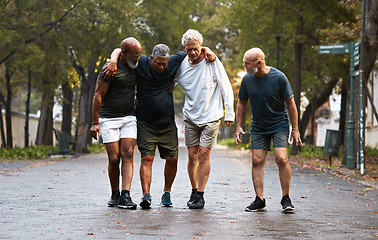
top-left (174, 56), bottom-right (235, 124)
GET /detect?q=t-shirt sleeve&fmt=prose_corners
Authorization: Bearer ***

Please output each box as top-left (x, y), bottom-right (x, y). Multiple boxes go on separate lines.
top-left (170, 51), bottom-right (187, 63)
top-left (279, 72), bottom-right (294, 100)
top-left (237, 77), bottom-right (249, 101)
top-left (98, 62), bottom-right (110, 83)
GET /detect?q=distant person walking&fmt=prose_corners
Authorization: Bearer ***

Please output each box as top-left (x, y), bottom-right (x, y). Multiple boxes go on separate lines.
top-left (174, 29), bottom-right (235, 209)
top-left (89, 37), bottom-right (142, 209)
top-left (235, 47), bottom-right (302, 213)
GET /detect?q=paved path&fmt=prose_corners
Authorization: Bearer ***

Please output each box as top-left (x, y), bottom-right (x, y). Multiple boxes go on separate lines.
top-left (0, 144), bottom-right (377, 239)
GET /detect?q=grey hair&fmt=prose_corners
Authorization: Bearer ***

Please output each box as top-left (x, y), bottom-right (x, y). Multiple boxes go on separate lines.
top-left (152, 44), bottom-right (170, 58)
top-left (181, 29), bottom-right (203, 47)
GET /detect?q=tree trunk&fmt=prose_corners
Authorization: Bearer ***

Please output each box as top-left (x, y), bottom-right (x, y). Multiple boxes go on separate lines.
top-left (299, 78), bottom-right (340, 144)
top-left (5, 64), bottom-right (13, 148)
top-left (362, 0), bottom-right (378, 83)
top-left (0, 91), bottom-right (6, 148)
top-left (291, 41), bottom-right (303, 155)
top-left (62, 81), bottom-right (73, 135)
top-left (35, 91), bottom-right (54, 146)
top-left (68, 47), bottom-right (98, 153)
top-left (24, 70), bottom-right (31, 148)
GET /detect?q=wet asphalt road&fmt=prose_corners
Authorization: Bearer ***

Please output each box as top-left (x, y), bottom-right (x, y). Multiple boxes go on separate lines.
top-left (0, 143), bottom-right (377, 240)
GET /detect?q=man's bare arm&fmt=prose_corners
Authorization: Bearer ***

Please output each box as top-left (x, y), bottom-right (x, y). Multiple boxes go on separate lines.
top-left (286, 97), bottom-right (302, 146)
top-left (102, 48), bottom-right (121, 79)
top-left (235, 99), bottom-right (248, 145)
top-left (89, 80), bottom-right (109, 140)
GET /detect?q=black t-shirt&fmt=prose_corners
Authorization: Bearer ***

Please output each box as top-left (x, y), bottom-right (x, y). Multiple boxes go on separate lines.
top-left (98, 61), bottom-right (137, 118)
top-left (136, 51), bottom-right (186, 124)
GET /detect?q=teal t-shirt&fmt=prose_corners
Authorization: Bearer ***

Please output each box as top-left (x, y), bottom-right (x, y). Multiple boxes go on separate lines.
top-left (237, 67), bottom-right (293, 134)
top-left (97, 61), bottom-right (137, 118)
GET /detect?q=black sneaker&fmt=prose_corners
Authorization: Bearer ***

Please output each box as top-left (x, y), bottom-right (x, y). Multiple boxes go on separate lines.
top-left (188, 193), bottom-right (205, 209)
top-left (161, 191), bottom-right (172, 207)
top-left (117, 192), bottom-right (137, 210)
top-left (140, 193), bottom-right (152, 209)
top-left (108, 191), bottom-right (120, 207)
top-left (245, 196), bottom-right (267, 212)
top-left (281, 194), bottom-right (295, 213)
top-left (187, 191), bottom-right (197, 207)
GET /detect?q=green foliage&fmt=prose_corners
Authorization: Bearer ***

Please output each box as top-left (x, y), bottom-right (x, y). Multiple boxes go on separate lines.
top-left (294, 144), bottom-right (326, 159)
top-left (365, 145), bottom-right (378, 157)
top-left (217, 138), bottom-right (250, 149)
top-left (87, 143), bottom-right (106, 153)
top-left (0, 145), bottom-right (57, 160)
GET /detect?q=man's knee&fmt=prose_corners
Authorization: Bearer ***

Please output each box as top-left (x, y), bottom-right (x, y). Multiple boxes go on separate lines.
top-left (252, 157), bottom-right (265, 166)
top-left (121, 147), bottom-right (134, 162)
top-left (108, 155), bottom-right (120, 167)
top-left (275, 155), bottom-right (289, 166)
top-left (141, 155), bottom-right (154, 164)
top-left (165, 156), bottom-right (178, 164)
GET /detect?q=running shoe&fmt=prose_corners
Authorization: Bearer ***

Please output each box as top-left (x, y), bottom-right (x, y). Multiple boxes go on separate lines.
top-left (245, 196), bottom-right (267, 212)
top-left (108, 191), bottom-right (120, 207)
top-left (117, 192), bottom-right (137, 210)
top-left (161, 191), bottom-right (172, 207)
top-left (281, 194), bottom-right (295, 213)
top-left (140, 193), bottom-right (152, 209)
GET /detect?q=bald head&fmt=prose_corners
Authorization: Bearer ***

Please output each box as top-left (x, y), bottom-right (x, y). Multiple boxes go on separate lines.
top-left (244, 48), bottom-right (265, 62)
top-left (120, 37), bottom-right (142, 69)
top-left (243, 48), bottom-right (267, 75)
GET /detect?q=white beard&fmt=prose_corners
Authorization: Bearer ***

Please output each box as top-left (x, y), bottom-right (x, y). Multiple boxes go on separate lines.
top-left (246, 67), bottom-right (258, 75)
top-left (127, 59), bottom-right (138, 69)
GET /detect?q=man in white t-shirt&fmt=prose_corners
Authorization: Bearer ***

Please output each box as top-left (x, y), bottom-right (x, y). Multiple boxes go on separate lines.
top-left (174, 29), bottom-right (235, 209)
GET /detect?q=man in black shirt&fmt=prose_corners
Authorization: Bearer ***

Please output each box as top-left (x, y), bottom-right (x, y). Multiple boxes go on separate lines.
top-left (90, 37), bottom-right (142, 209)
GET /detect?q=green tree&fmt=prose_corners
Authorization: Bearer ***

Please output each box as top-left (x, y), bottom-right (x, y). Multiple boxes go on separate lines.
top-left (223, 0), bottom-right (357, 152)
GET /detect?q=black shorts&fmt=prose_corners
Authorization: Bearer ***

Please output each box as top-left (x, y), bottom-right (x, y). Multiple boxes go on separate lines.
top-left (137, 121), bottom-right (178, 159)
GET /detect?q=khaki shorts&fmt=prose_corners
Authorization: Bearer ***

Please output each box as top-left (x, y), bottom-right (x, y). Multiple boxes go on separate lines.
top-left (184, 116), bottom-right (221, 148)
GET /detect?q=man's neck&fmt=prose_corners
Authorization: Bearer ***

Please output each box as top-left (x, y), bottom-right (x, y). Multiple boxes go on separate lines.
top-left (255, 66), bottom-right (271, 78)
top-left (188, 52), bottom-right (205, 65)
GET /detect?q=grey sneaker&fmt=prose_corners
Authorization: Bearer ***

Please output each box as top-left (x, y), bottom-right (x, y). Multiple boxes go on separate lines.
top-left (281, 194), bottom-right (295, 213)
top-left (161, 191), bottom-right (172, 207)
top-left (140, 193), bottom-right (152, 209)
top-left (108, 191), bottom-right (120, 207)
top-left (245, 196), bottom-right (267, 212)
top-left (117, 192), bottom-right (137, 210)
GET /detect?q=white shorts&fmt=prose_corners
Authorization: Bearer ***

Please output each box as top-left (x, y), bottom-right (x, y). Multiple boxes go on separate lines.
top-left (99, 116), bottom-right (137, 143)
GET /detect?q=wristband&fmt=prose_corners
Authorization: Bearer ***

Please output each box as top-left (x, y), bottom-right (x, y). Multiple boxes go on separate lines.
top-left (92, 122), bottom-right (99, 125)
top-left (292, 128), bottom-right (299, 131)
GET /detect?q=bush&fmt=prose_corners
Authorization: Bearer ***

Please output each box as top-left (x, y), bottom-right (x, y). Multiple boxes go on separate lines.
top-left (88, 143), bottom-right (106, 153)
top-left (0, 145), bottom-right (58, 160)
top-left (217, 138), bottom-right (250, 149)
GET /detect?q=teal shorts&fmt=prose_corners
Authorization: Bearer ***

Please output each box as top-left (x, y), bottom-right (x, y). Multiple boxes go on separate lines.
top-left (251, 132), bottom-right (289, 151)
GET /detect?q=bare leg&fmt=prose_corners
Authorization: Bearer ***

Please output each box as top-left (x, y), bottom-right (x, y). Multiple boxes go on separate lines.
top-left (187, 146), bottom-right (199, 189)
top-left (105, 142), bottom-right (121, 191)
top-left (274, 147), bottom-right (291, 197)
top-left (251, 149), bottom-right (268, 199)
top-left (164, 156), bottom-right (178, 192)
top-left (197, 146), bottom-right (211, 192)
top-left (140, 155), bottom-right (154, 195)
top-left (119, 138), bottom-right (136, 191)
